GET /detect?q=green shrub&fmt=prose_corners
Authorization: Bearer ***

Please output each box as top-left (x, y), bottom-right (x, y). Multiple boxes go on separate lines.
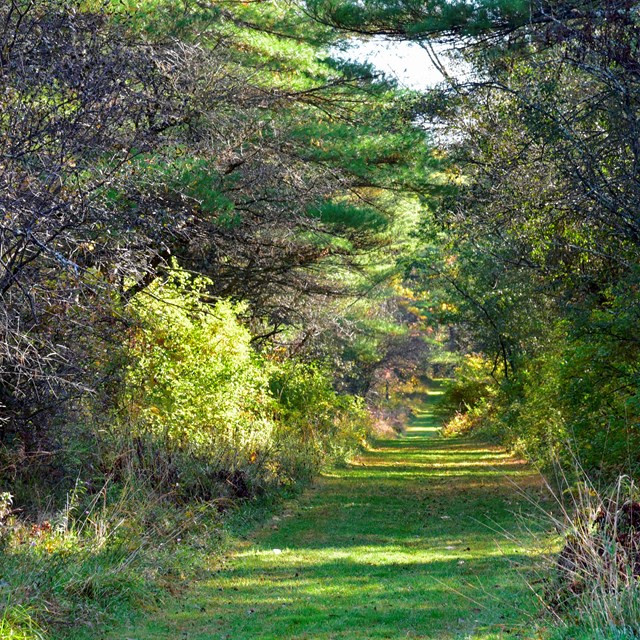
top-left (437, 354), bottom-right (498, 416)
top-left (495, 309), bottom-right (640, 478)
top-left (112, 266), bottom-right (369, 496)
top-left (117, 268), bottom-right (278, 497)
top-left (441, 303), bottom-right (640, 480)
top-left (270, 360), bottom-right (369, 477)
top-left (125, 269), bottom-right (274, 452)
top-left (437, 354), bottom-right (499, 437)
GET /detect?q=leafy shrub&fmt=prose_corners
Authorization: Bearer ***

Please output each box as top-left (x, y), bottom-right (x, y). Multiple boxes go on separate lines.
top-left (437, 354), bottom-right (499, 437)
top-left (437, 354), bottom-right (498, 416)
top-left (112, 266), bottom-right (369, 497)
top-left (270, 360), bottom-right (369, 477)
top-left (440, 410), bottom-right (482, 437)
top-left (493, 307), bottom-right (640, 478)
top-left (442, 302), bottom-right (640, 479)
top-left (125, 269), bottom-right (274, 451)
top-left (118, 268), bottom-right (278, 497)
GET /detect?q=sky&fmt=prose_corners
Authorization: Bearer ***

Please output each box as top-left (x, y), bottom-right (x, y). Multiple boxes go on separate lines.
top-left (335, 37), bottom-right (455, 90)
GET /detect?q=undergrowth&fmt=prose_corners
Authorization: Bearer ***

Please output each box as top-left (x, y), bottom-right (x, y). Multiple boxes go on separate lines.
top-left (541, 474), bottom-right (640, 639)
top-left (504, 465), bottom-right (640, 640)
top-left (0, 269), bottom-right (370, 639)
top-left (0, 474), bottom-right (305, 639)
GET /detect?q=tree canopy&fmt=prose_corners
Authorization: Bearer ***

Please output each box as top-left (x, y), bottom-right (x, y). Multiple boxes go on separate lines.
top-left (0, 0), bottom-right (435, 442)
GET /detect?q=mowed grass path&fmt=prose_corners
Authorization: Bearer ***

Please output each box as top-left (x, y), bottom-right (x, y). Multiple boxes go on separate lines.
top-left (112, 390), bottom-right (549, 640)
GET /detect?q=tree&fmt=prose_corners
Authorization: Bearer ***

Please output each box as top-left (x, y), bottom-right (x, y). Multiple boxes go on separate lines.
top-left (0, 0), bottom-right (185, 437)
top-left (0, 0), bottom-right (435, 469)
top-left (304, 0), bottom-right (640, 474)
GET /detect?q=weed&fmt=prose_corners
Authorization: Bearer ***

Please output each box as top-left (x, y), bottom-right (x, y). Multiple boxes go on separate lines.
top-left (519, 460), bottom-right (640, 639)
top-left (0, 603), bottom-right (44, 640)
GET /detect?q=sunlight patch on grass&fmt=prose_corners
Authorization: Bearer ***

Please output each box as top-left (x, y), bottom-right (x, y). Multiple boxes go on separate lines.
top-left (104, 387), bottom-right (550, 640)
top-left (235, 543), bottom-right (541, 569)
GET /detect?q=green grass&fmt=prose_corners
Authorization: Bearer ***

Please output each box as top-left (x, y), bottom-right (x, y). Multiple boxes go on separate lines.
top-left (105, 385), bottom-right (551, 639)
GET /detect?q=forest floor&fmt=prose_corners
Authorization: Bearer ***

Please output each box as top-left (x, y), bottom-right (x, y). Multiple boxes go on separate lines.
top-left (107, 386), bottom-right (553, 640)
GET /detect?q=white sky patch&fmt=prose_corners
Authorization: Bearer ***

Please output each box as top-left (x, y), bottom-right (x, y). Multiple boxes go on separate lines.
top-left (333, 36), bottom-right (472, 91)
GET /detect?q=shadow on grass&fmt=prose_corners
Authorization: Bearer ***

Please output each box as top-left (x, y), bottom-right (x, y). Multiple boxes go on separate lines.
top-left (176, 550), bottom-right (543, 640)
top-left (106, 388), bottom-right (549, 640)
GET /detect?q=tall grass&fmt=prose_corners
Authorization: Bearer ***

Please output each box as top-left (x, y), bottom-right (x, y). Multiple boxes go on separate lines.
top-left (554, 479), bottom-right (640, 638)
top-left (0, 468), bottom-right (233, 639)
top-left (523, 466), bottom-right (640, 640)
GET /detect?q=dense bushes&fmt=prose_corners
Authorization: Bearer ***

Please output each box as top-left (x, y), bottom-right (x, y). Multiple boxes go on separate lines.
top-left (116, 268), bottom-right (368, 497)
top-left (119, 270), bottom-right (277, 498)
top-left (270, 361), bottom-right (369, 474)
top-left (438, 310), bottom-right (640, 481)
top-left (0, 267), bottom-right (371, 638)
top-left (437, 354), bottom-right (498, 437)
